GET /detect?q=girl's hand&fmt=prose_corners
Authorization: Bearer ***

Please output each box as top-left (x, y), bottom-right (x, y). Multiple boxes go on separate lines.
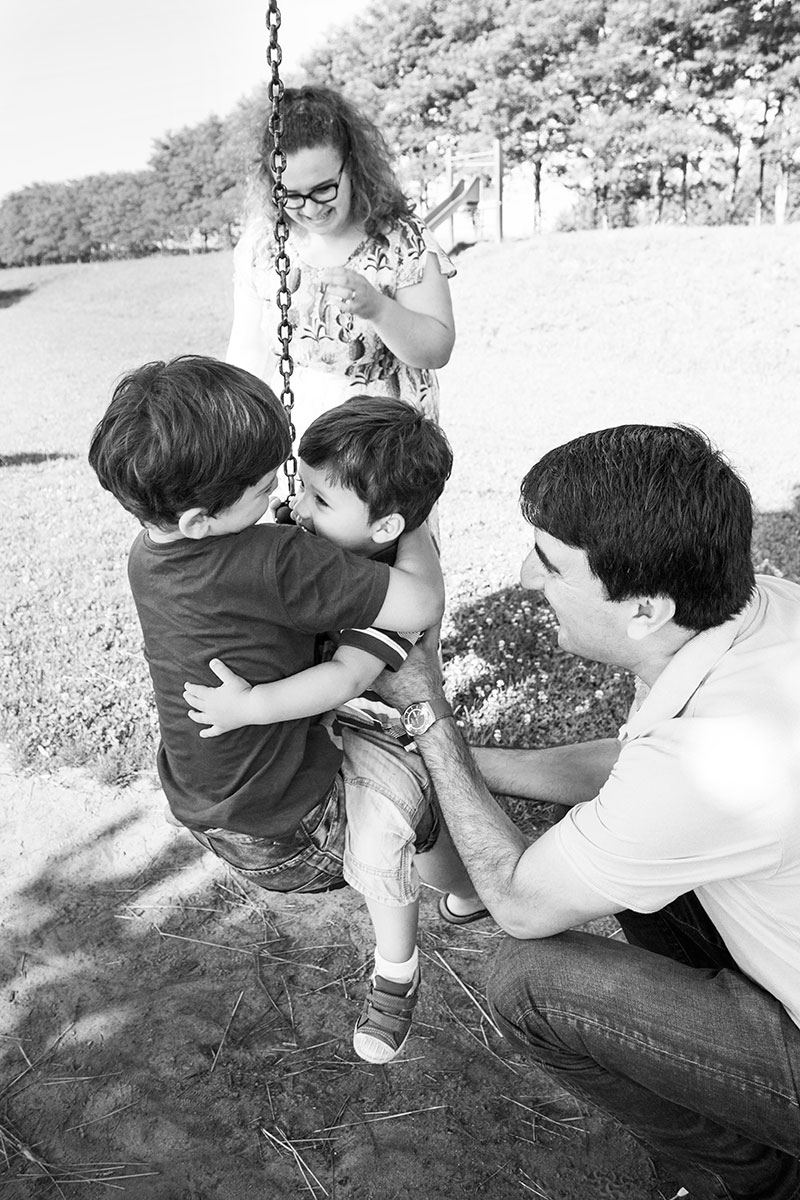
top-left (183, 658), bottom-right (254, 738)
top-left (321, 267), bottom-right (385, 322)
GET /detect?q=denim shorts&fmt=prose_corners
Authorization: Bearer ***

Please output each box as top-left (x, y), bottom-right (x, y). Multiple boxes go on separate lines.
top-left (188, 778), bottom-right (348, 894)
top-left (185, 723), bottom-right (437, 902)
top-left (338, 723), bottom-right (437, 907)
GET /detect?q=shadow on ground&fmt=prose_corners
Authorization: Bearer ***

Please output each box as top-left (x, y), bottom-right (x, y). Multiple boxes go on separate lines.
top-left (0, 766), bottom-right (665, 1199)
top-left (0, 287), bottom-right (35, 310)
top-left (0, 452), bottom-right (78, 469)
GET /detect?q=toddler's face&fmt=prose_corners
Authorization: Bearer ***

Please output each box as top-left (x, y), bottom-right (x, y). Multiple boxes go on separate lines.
top-left (210, 467), bottom-right (281, 534)
top-left (291, 459), bottom-right (378, 554)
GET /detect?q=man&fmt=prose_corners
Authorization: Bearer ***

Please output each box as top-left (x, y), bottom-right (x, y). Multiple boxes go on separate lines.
top-left (380, 425), bottom-right (800, 1200)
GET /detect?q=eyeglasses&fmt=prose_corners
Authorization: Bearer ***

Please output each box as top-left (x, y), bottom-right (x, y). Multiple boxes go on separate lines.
top-left (282, 154), bottom-right (349, 211)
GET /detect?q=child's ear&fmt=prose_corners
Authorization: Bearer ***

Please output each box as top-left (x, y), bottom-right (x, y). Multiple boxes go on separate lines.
top-left (178, 507), bottom-right (214, 540)
top-left (371, 512), bottom-right (405, 544)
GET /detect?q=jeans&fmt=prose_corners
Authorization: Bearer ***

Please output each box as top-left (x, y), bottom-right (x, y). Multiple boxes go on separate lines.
top-left (186, 725), bottom-right (438, 898)
top-left (189, 779), bottom-right (348, 893)
top-left (340, 723), bottom-right (438, 906)
top-left (488, 893), bottom-right (800, 1199)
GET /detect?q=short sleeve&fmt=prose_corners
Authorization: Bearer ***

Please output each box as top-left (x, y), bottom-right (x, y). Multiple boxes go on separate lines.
top-left (268, 529), bottom-right (390, 636)
top-left (394, 217), bottom-right (456, 290)
top-left (232, 222), bottom-right (256, 283)
top-left (337, 626), bottom-right (420, 671)
top-left (553, 721), bottom-right (784, 913)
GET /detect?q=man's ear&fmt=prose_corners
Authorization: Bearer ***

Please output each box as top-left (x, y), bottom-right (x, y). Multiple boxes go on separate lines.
top-left (178, 507), bottom-right (214, 540)
top-left (371, 512), bottom-right (406, 544)
top-left (627, 595), bottom-right (677, 641)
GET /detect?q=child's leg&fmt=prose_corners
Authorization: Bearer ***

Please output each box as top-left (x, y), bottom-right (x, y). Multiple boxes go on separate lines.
top-left (364, 896), bottom-right (419, 968)
top-left (414, 815), bottom-right (476, 895)
top-left (339, 726), bottom-right (429, 1063)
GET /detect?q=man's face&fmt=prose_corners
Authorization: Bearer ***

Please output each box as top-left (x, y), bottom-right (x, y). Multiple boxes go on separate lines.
top-left (520, 528), bottom-right (632, 665)
top-left (291, 460), bottom-right (379, 554)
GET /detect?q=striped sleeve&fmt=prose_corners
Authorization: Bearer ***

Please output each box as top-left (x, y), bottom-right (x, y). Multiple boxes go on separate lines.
top-left (337, 626), bottom-right (420, 672)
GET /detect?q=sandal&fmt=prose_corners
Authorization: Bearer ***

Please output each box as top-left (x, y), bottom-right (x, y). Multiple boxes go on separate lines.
top-left (438, 894), bottom-right (490, 926)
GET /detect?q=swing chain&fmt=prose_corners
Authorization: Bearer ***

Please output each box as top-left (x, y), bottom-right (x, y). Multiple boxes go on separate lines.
top-left (266, 0), bottom-right (297, 496)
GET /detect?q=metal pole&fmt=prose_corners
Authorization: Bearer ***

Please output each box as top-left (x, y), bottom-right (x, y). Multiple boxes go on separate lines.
top-left (494, 137), bottom-right (504, 242)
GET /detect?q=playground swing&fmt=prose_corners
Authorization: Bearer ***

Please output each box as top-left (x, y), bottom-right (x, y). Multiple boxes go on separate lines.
top-left (266, 0), bottom-right (299, 526)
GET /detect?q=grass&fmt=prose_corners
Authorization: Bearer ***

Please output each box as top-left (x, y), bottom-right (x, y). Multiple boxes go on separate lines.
top-left (1, 224), bottom-right (800, 781)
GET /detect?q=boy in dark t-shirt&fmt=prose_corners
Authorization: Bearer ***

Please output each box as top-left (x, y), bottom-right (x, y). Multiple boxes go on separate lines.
top-left (89, 361), bottom-right (480, 1065)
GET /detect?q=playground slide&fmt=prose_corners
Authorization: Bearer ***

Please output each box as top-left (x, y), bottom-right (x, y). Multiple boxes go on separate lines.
top-left (423, 176), bottom-right (481, 231)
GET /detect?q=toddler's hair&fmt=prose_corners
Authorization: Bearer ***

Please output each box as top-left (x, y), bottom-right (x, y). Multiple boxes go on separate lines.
top-left (298, 396), bottom-right (452, 530)
top-left (88, 355), bottom-right (291, 528)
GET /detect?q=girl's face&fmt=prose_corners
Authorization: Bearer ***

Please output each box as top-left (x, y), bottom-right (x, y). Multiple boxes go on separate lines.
top-left (279, 143), bottom-right (354, 238)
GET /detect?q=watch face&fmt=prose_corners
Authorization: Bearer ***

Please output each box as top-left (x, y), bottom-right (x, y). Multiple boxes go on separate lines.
top-left (403, 703), bottom-right (428, 735)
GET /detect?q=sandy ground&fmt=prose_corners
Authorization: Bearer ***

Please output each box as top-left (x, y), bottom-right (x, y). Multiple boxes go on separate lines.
top-left (0, 743), bottom-right (691, 1200)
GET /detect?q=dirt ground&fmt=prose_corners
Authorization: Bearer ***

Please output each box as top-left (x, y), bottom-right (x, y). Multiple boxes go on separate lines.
top-left (1, 744), bottom-right (687, 1200)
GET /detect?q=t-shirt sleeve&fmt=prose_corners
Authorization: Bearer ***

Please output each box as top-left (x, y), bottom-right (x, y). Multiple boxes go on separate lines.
top-left (268, 529), bottom-right (389, 635)
top-left (552, 719), bottom-right (784, 913)
top-left (232, 223), bottom-right (255, 283)
top-left (337, 626), bottom-right (421, 671)
top-left (395, 217), bottom-right (457, 289)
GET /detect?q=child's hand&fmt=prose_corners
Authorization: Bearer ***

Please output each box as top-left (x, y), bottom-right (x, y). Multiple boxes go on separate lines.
top-left (183, 659), bottom-right (255, 738)
top-left (321, 267), bottom-right (383, 322)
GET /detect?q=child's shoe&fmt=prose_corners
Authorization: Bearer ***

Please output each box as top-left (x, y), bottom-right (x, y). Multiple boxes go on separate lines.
top-left (352, 969), bottom-right (421, 1064)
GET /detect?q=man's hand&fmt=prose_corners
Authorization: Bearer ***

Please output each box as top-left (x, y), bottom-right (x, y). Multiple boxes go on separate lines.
top-left (374, 626), bottom-right (444, 711)
top-left (183, 658), bottom-right (255, 738)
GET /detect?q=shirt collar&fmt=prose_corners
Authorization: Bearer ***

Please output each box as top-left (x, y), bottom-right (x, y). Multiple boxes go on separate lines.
top-left (619, 588), bottom-right (761, 742)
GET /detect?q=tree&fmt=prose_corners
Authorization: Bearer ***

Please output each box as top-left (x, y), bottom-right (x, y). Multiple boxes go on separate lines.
top-left (149, 115), bottom-right (242, 248)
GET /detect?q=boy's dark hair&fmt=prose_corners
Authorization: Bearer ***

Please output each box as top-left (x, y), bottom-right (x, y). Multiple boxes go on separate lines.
top-left (520, 424), bottom-right (755, 632)
top-left (298, 396), bottom-right (452, 531)
top-left (88, 355), bottom-right (291, 528)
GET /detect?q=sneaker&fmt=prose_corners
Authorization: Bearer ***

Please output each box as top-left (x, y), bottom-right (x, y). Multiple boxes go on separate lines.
top-left (352, 969), bottom-right (421, 1064)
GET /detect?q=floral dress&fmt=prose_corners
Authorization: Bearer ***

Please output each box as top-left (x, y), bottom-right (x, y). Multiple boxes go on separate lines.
top-left (232, 214), bottom-right (456, 439)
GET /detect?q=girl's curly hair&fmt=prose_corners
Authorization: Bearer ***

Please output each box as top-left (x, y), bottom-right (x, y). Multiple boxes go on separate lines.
top-left (251, 85), bottom-right (413, 239)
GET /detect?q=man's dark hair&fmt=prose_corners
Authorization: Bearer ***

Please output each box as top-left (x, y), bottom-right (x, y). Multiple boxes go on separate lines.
top-left (520, 424), bottom-right (755, 632)
top-left (88, 356), bottom-right (291, 528)
top-left (298, 396), bottom-right (452, 531)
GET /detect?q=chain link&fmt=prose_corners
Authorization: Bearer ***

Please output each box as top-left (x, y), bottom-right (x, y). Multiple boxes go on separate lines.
top-left (266, 1), bottom-right (297, 495)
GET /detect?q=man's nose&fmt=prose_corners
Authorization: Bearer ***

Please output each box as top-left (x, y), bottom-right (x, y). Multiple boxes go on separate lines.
top-left (520, 549), bottom-right (544, 591)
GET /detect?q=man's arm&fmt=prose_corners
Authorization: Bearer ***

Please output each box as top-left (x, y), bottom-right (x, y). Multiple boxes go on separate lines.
top-left (470, 740), bottom-right (621, 806)
top-left (376, 631), bottom-right (620, 938)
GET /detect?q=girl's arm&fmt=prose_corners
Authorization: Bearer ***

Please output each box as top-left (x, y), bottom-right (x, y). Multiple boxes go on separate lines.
top-left (183, 643), bottom-right (386, 738)
top-left (225, 267), bottom-right (277, 380)
top-left (321, 253), bottom-right (455, 369)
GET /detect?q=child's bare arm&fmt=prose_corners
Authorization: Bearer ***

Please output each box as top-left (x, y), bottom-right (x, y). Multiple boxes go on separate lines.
top-left (183, 645), bottom-right (385, 738)
top-left (373, 525), bottom-right (444, 632)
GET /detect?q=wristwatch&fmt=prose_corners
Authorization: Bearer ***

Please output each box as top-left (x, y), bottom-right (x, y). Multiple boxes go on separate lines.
top-left (400, 697), bottom-right (454, 737)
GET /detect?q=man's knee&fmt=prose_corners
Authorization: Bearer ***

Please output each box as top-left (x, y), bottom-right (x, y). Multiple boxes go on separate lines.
top-left (489, 933), bottom-right (573, 1058)
top-left (488, 930), bottom-right (624, 1062)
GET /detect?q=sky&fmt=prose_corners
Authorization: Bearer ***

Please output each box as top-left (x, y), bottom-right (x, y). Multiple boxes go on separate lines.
top-left (0, 0), bottom-right (371, 200)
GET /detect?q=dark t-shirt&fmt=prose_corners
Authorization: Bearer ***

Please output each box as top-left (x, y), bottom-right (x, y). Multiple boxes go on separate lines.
top-left (127, 523), bottom-right (389, 836)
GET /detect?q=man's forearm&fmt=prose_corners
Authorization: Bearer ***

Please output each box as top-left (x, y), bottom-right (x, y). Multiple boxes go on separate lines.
top-left (414, 719), bottom-right (619, 937)
top-left (470, 740), bottom-right (620, 806)
top-left (414, 717), bottom-right (532, 909)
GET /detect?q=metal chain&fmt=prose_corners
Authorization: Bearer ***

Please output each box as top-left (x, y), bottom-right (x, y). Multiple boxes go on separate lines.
top-left (266, 0), bottom-right (297, 497)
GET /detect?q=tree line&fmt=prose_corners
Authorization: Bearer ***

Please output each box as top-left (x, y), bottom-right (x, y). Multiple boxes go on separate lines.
top-left (2, 0), bottom-right (798, 266)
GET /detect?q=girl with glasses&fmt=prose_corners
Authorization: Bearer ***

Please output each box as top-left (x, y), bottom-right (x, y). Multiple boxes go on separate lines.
top-left (226, 85), bottom-right (456, 442)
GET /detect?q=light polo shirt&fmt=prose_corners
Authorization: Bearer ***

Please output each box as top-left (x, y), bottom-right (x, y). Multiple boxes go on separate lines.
top-left (553, 575), bottom-right (800, 1027)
